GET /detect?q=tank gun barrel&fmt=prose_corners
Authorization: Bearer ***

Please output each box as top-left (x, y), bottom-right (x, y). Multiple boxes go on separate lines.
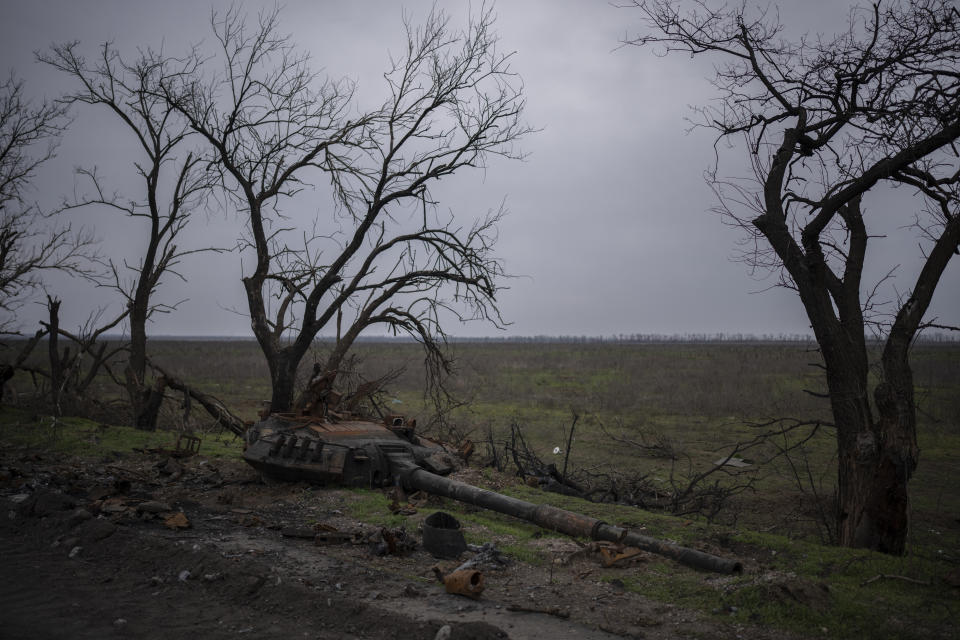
top-left (395, 462), bottom-right (743, 575)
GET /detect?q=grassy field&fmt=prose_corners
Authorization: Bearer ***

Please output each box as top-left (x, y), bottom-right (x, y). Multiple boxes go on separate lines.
top-left (363, 340), bottom-right (960, 553)
top-left (10, 337), bottom-right (959, 542)
top-left (2, 337), bottom-right (959, 639)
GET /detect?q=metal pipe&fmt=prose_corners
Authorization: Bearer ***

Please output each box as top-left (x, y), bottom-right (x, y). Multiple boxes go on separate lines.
top-left (398, 464), bottom-right (742, 574)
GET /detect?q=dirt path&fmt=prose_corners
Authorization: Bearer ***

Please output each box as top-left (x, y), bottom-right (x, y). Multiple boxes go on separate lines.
top-left (0, 447), bottom-right (807, 639)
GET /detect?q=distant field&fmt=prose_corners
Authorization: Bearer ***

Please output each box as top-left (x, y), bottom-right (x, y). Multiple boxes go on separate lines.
top-left (130, 338), bottom-right (960, 424)
top-left (8, 337), bottom-right (960, 548)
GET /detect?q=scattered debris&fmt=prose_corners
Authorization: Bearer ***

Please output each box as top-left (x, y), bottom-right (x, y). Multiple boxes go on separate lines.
top-left (158, 458), bottom-right (184, 482)
top-left (598, 544), bottom-right (648, 568)
top-left (244, 575), bottom-right (266, 595)
top-left (67, 508), bottom-right (93, 528)
top-left (137, 501), bottom-right (172, 514)
top-left (240, 514), bottom-right (266, 528)
top-left (370, 527), bottom-right (416, 556)
top-left (174, 433), bottom-right (202, 457)
top-left (505, 604), bottom-right (570, 619)
top-left (401, 584), bottom-right (423, 598)
top-left (280, 526), bottom-right (316, 539)
top-left (457, 441), bottom-right (474, 464)
top-left (860, 573), bottom-right (932, 587)
top-left (387, 486), bottom-right (421, 516)
top-left (74, 518), bottom-right (117, 542)
top-left (100, 497), bottom-right (128, 514)
top-left (314, 529), bottom-right (356, 546)
top-left (164, 512), bottom-right (190, 530)
top-left (456, 543), bottom-right (510, 572)
top-left (713, 457), bottom-right (752, 468)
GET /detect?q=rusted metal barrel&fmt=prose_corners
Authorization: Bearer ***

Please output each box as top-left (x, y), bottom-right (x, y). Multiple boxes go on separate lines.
top-left (397, 463), bottom-right (742, 574)
top-left (443, 569), bottom-right (484, 598)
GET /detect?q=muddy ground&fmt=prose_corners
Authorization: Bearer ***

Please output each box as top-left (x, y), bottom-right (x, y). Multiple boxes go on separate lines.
top-left (0, 445), bottom-right (815, 640)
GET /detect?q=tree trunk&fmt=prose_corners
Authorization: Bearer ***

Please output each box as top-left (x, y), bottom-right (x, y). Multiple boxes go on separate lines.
top-left (267, 348), bottom-right (306, 413)
top-left (46, 298), bottom-right (62, 415)
top-left (845, 327), bottom-right (920, 554)
top-left (835, 401), bottom-right (917, 553)
top-left (758, 194), bottom-right (921, 554)
top-left (826, 339), bottom-right (918, 554)
top-left (125, 364), bottom-right (165, 430)
top-left (125, 271), bottom-right (160, 429)
top-left (151, 364), bottom-right (247, 436)
top-left (0, 365), bottom-right (13, 403)
top-left (131, 380), bottom-right (166, 430)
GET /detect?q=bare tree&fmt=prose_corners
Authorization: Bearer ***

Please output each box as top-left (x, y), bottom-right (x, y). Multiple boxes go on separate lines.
top-left (0, 74), bottom-right (92, 332)
top-left (39, 296), bottom-right (126, 416)
top-left (164, 6), bottom-right (529, 412)
top-left (39, 43), bottom-right (214, 429)
top-left (626, 0), bottom-right (960, 553)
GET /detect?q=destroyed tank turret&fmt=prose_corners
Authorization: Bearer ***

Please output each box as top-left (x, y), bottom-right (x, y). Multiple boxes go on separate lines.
top-left (243, 369), bottom-right (463, 487)
top-left (243, 412), bottom-right (459, 487)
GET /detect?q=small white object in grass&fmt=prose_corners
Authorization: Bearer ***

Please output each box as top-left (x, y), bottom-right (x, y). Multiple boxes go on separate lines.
top-left (553, 447), bottom-right (561, 455)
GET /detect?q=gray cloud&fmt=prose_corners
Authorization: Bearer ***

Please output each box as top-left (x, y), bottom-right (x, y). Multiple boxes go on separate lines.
top-left (3, 0), bottom-right (957, 338)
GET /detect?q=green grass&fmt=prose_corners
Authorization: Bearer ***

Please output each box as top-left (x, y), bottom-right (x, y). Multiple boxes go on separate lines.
top-left (341, 488), bottom-right (411, 529)
top-left (0, 406), bottom-right (245, 459)
top-left (713, 529), bottom-right (956, 639)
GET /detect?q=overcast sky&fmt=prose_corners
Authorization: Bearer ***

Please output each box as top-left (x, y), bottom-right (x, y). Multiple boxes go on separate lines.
top-left (3, 0), bottom-right (958, 338)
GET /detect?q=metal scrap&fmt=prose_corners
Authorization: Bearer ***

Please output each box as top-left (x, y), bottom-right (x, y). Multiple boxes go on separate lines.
top-left (433, 568), bottom-right (485, 599)
top-left (455, 543), bottom-right (510, 572)
top-left (370, 527), bottom-right (415, 556)
top-left (599, 544), bottom-right (648, 568)
top-left (164, 511), bottom-right (191, 530)
top-left (505, 604), bottom-right (570, 619)
top-left (174, 434), bottom-right (201, 457)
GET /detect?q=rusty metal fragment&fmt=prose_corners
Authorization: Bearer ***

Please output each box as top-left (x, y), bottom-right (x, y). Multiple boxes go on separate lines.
top-left (442, 569), bottom-right (484, 598)
top-left (163, 512), bottom-right (190, 530)
top-left (174, 433), bottom-right (201, 457)
top-left (599, 545), bottom-right (647, 568)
